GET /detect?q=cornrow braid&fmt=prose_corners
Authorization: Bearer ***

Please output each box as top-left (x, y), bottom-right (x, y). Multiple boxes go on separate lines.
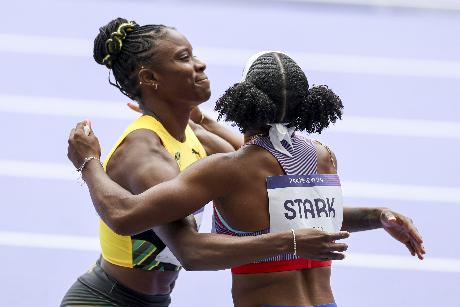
top-left (93, 18), bottom-right (171, 100)
top-left (215, 52), bottom-right (343, 133)
top-left (273, 53), bottom-right (287, 122)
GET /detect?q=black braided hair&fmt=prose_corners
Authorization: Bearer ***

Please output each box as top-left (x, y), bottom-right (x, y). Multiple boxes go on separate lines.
top-left (93, 18), bottom-right (171, 100)
top-left (215, 52), bottom-right (343, 133)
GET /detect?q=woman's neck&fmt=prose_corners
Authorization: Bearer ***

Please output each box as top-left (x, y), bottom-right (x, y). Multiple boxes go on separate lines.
top-left (243, 128), bottom-right (268, 143)
top-left (142, 102), bottom-right (191, 142)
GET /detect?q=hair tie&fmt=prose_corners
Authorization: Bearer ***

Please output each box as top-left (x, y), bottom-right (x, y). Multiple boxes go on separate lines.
top-left (102, 21), bottom-right (137, 68)
top-left (268, 123), bottom-right (295, 157)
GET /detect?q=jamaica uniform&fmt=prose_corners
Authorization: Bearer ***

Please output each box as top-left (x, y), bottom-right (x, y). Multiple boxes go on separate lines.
top-left (61, 115), bottom-right (207, 306)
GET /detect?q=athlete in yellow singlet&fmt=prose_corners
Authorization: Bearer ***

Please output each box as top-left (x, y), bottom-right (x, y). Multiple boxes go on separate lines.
top-left (100, 115), bottom-right (207, 272)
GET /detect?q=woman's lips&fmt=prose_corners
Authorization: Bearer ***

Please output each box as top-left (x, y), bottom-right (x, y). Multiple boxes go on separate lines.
top-left (195, 76), bottom-right (208, 82)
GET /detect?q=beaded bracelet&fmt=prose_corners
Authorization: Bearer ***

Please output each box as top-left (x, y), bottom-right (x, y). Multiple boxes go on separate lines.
top-left (77, 156), bottom-right (103, 173)
top-left (291, 228), bottom-right (297, 257)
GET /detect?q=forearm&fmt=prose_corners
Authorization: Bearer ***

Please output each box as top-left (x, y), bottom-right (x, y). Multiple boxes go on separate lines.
top-left (341, 207), bottom-right (386, 232)
top-left (200, 114), bottom-right (243, 150)
top-left (82, 160), bottom-right (138, 234)
top-left (165, 224), bottom-right (292, 271)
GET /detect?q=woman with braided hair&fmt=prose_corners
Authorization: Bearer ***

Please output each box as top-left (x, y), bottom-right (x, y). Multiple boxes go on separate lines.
top-left (67, 48), bottom-right (425, 307)
top-left (61, 19), bottom-right (356, 307)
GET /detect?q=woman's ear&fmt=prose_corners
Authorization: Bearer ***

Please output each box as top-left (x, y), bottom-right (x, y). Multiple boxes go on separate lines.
top-left (138, 67), bottom-right (157, 86)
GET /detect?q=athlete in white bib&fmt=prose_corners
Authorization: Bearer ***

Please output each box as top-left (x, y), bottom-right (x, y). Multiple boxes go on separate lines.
top-left (68, 51), bottom-right (425, 307)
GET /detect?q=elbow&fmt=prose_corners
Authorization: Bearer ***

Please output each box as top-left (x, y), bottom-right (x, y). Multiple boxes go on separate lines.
top-left (177, 252), bottom-right (206, 271)
top-left (110, 225), bottom-right (133, 237)
top-left (181, 259), bottom-right (203, 271)
top-left (104, 214), bottom-right (136, 236)
top-left (180, 261), bottom-right (196, 271)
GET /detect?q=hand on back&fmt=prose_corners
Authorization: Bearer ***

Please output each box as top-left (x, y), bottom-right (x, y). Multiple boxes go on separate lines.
top-left (295, 229), bottom-right (349, 261)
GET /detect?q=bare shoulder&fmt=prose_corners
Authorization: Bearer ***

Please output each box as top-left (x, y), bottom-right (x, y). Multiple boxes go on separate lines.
top-left (106, 129), bottom-right (179, 187)
top-left (238, 143), bottom-right (284, 168)
top-left (313, 140), bottom-right (338, 174)
top-left (110, 129), bottom-right (175, 165)
top-left (121, 129), bottom-right (167, 155)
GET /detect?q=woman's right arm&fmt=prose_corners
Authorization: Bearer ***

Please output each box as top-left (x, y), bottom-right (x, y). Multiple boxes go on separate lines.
top-left (68, 124), bottom-right (229, 234)
top-left (82, 152), bottom-right (239, 232)
top-left (156, 218), bottom-right (349, 271)
top-left (68, 121), bottom-right (349, 264)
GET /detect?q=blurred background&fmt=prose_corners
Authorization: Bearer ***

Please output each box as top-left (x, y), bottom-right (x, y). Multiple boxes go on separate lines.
top-left (1, 0), bottom-right (459, 306)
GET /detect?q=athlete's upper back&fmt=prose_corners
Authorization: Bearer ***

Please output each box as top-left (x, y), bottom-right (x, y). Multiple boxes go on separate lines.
top-left (213, 133), bottom-right (338, 306)
top-left (214, 133), bottom-right (333, 232)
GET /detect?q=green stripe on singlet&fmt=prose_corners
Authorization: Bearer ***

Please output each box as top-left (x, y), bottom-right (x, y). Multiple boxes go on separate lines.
top-left (143, 259), bottom-right (161, 270)
top-left (132, 239), bottom-right (157, 265)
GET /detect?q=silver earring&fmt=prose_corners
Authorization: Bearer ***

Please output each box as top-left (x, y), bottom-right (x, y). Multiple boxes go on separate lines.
top-left (152, 83), bottom-right (158, 90)
top-left (139, 81), bottom-right (143, 85)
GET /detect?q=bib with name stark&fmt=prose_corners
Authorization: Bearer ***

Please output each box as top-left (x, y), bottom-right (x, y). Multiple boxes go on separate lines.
top-left (267, 174), bottom-right (343, 234)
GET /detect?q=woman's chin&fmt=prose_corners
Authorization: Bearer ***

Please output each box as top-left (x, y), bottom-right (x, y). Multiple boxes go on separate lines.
top-left (198, 90), bottom-right (212, 103)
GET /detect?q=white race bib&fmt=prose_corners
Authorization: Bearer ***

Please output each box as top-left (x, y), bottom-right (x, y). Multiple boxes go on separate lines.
top-left (268, 174), bottom-right (343, 233)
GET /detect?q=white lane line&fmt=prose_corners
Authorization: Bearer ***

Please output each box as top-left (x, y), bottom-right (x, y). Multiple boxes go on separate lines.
top-left (329, 116), bottom-right (460, 139)
top-left (0, 160), bottom-right (76, 180)
top-left (1, 34), bottom-right (460, 78)
top-left (336, 252), bottom-right (460, 273)
top-left (1, 159), bottom-right (459, 204)
top-left (0, 34), bottom-right (92, 57)
top-left (343, 182), bottom-right (460, 204)
top-left (0, 94), bottom-right (136, 120)
top-left (1, 94), bottom-right (459, 139)
top-left (268, 0), bottom-right (460, 11)
top-left (0, 231), bottom-right (99, 251)
top-left (0, 231), bottom-right (458, 273)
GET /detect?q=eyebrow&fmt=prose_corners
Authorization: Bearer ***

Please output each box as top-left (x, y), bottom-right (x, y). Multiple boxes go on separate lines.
top-left (175, 46), bottom-right (193, 55)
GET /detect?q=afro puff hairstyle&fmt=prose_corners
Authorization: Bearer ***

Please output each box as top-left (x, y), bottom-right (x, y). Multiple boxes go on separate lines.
top-left (215, 52), bottom-right (343, 133)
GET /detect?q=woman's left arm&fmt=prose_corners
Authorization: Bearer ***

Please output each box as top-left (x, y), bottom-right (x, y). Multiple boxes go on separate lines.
top-left (188, 120), bottom-right (235, 155)
top-left (190, 107), bottom-right (243, 151)
top-left (342, 207), bottom-right (425, 259)
top-left (314, 141), bottom-right (425, 259)
top-left (127, 102), bottom-right (243, 151)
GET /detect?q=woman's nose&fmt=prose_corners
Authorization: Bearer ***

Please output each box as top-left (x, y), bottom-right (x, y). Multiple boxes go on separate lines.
top-left (194, 57), bottom-right (206, 71)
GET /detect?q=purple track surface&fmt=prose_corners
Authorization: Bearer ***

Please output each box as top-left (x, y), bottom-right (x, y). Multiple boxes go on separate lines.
top-left (1, 0), bottom-right (459, 306)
